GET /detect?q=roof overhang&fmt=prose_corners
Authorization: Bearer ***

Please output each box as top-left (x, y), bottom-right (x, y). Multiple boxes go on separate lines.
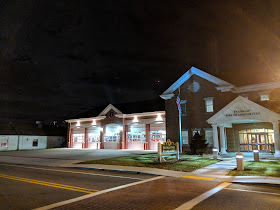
top-left (115, 111), bottom-right (165, 118)
top-left (65, 116), bottom-right (106, 123)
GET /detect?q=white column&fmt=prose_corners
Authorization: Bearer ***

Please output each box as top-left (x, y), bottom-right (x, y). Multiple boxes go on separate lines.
top-left (212, 124), bottom-right (219, 152)
top-left (219, 125), bottom-right (227, 154)
top-left (272, 121), bottom-right (280, 158)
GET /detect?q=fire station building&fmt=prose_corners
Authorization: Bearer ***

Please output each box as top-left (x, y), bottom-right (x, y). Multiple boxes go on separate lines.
top-left (160, 66), bottom-right (280, 157)
top-left (66, 103), bottom-right (166, 150)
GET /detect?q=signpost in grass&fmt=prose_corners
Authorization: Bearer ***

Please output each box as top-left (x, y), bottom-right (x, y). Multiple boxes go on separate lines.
top-left (158, 139), bottom-right (179, 163)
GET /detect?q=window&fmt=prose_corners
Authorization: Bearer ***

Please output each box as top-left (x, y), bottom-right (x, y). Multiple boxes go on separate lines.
top-left (180, 100), bottom-right (187, 115)
top-left (260, 94), bottom-right (269, 101)
top-left (205, 130), bottom-right (213, 146)
top-left (1, 139), bottom-right (8, 147)
top-left (33, 139), bottom-right (38, 147)
top-left (182, 130), bottom-right (189, 144)
top-left (204, 97), bottom-right (214, 112)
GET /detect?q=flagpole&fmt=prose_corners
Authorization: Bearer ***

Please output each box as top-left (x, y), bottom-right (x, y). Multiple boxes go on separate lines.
top-left (178, 87), bottom-right (183, 153)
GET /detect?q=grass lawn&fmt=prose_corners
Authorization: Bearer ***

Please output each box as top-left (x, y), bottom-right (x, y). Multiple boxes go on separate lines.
top-left (228, 161), bottom-right (280, 177)
top-left (78, 155), bottom-right (219, 172)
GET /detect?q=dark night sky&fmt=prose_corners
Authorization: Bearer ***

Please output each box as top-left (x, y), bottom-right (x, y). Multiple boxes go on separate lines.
top-left (0, 0), bottom-right (280, 121)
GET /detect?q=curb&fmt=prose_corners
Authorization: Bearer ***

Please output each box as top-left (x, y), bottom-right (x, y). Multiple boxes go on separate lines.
top-left (64, 166), bottom-right (160, 176)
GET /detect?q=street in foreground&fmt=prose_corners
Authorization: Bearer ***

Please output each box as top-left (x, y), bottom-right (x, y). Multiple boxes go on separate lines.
top-left (0, 163), bottom-right (279, 209)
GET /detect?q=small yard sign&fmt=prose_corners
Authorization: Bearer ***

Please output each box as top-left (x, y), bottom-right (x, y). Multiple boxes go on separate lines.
top-left (162, 139), bottom-right (176, 153)
top-left (158, 139), bottom-right (179, 163)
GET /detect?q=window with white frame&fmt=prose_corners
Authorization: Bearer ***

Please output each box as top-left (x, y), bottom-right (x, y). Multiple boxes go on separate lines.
top-left (182, 130), bottom-right (189, 144)
top-left (260, 94), bottom-right (269, 101)
top-left (204, 97), bottom-right (214, 112)
top-left (180, 100), bottom-right (187, 115)
top-left (205, 130), bottom-right (214, 146)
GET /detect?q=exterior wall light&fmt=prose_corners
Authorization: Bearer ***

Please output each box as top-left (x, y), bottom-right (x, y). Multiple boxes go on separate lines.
top-left (155, 114), bottom-right (163, 122)
top-left (76, 121), bottom-right (80, 127)
top-left (92, 119), bottom-right (97, 126)
top-left (132, 116), bottom-right (139, 123)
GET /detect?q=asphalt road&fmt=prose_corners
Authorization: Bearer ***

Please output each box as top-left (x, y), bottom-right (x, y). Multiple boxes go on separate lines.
top-left (0, 163), bottom-right (279, 210)
top-left (0, 163), bottom-right (155, 209)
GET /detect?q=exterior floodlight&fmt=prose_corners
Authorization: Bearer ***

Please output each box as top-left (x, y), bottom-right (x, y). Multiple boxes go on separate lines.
top-left (132, 116), bottom-right (139, 123)
top-left (155, 113), bottom-right (163, 122)
top-left (76, 121), bottom-right (80, 127)
top-left (92, 119), bottom-right (97, 126)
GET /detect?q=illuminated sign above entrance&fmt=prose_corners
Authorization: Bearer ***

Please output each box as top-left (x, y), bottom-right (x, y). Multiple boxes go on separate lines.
top-left (225, 110), bottom-right (260, 117)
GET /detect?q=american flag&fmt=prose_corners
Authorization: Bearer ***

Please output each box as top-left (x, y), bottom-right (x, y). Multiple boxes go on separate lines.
top-left (176, 93), bottom-right (181, 112)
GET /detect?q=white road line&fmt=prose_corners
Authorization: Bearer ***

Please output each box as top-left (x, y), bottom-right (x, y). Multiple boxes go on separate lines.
top-left (0, 163), bottom-right (144, 180)
top-left (224, 187), bottom-right (280, 196)
top-left (33, 176), bottom-right (165, 210)
top-left (175, 182), bottom-right (231, 210)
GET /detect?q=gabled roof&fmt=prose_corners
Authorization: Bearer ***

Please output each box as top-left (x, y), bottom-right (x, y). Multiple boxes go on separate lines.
top-left (66, 99), bottom-right (165, 122)
top-left (207, 96), bottom-right (280, 126)
top-left (98, 104), bottom-right (123, 116)
top-left (160, 66), bottom-right (232, 99)
top-left (160, 66), bottom-right (280, 99)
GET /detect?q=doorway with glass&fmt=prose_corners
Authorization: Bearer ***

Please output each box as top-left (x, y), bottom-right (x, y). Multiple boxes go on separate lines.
top-left (239, 129), bottom-right (274, 152)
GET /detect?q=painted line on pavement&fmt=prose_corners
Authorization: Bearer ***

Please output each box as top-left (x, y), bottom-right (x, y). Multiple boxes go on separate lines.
top-left (182, 175), bottom-right (215, 180)
top-left (34, 175), bottom-right (165, 210)
top-left (0, 174), bottom-right (98, 194)
top-left (224, 187), bottom-right (280, 196)
top-left (0, 163), bottom-right (144, 180)
top-left (175, 182), bottom-right (231, 210)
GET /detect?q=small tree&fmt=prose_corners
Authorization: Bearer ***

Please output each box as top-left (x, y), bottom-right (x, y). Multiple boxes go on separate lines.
top-left (190, 132), bottom-right (208, 155)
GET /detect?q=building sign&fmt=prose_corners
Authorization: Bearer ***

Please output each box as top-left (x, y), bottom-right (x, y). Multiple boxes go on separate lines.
top-left (162, 139), bottom-right (176, 153)
top-left (225, 110), bottom-right (260, 117)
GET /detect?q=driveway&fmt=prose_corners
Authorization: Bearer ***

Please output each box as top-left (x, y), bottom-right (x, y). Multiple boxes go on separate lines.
top-left (0, 148), bottom-right (154, 167)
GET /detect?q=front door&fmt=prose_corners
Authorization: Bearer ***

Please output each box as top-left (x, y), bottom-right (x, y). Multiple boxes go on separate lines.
top-left (247, 133), bottom-right (269, 152)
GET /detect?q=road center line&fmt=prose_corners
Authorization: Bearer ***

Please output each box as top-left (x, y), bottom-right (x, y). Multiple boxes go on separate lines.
top-left (0, 163), bottom-right (144, 180)
top-left (175, 182), bottom-right (231, 210)
top-left (0, 174), bottom-right (97, 194)
top-left (224, 187), bottom-right (280, 196)
top-left (33, 176), bottom-right (165, 210)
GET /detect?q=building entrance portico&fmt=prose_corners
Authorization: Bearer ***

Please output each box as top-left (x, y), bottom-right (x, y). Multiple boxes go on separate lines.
top-left (207, 96), bottom-right (280, 157)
